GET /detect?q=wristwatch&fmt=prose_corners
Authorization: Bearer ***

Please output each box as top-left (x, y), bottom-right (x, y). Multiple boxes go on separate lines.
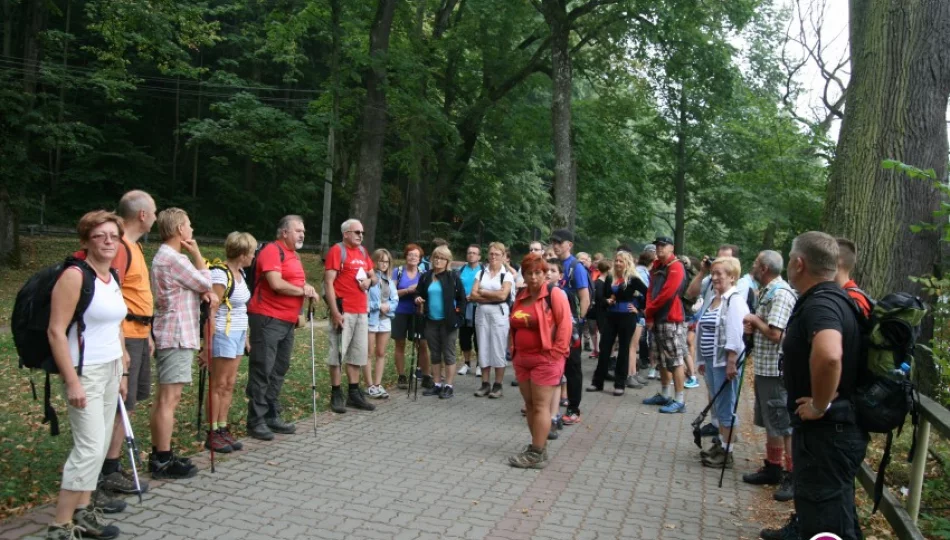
top-left (808, 400), bottom-right (831, 416)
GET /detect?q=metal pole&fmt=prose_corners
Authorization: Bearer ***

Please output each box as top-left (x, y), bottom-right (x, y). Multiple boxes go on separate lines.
top-left (907, 417), bottom-right (931, 523)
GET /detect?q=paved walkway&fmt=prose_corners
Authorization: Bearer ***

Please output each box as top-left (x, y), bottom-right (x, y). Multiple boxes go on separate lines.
top-left (4, 360), bottom-right (765, 540)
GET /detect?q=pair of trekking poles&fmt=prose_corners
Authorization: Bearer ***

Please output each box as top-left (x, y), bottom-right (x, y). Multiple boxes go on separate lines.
top-left (690, 344), bottom-right (751, 489)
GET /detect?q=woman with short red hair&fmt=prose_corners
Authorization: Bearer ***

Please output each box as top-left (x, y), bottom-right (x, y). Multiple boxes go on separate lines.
top-left (392, 244), bottom-right (430, 388)
top-left (507, 253), bottom-right (573, 468)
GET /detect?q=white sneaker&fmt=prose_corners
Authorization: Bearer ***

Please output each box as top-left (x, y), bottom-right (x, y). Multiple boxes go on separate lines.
top-left (457, 364), bottom-right (470, 376)
top-left (647, 368), bottom-right (658, 380)
top-left (475, 366), bottom-right (482, 377)
top-left (376, 385), bottom-right (389, 399)
top-left (366, 385), bottom-right (380, 398)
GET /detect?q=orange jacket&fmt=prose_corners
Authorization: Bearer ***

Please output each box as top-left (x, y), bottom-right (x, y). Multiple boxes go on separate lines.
top-left (511, 284), bottom-right (573, 360)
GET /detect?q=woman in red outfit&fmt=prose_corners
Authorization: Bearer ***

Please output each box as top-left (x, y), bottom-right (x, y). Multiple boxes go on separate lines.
top-left (508, 253), bottom-right (573, 469)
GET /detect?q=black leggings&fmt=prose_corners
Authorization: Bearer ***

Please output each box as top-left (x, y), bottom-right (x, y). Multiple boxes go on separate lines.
top-left (592, 312), bottom-right (637, 389)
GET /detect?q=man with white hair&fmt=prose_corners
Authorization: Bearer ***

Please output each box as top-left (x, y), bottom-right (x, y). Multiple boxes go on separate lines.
top-left (245, 215), bottom-right (319, 440)
top-left (324, 218), bottom-right (377, 413)
top-left (740, 250), bottom-right (797, 503)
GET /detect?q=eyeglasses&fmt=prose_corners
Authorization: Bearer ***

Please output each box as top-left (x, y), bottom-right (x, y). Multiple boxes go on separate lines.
top-left (90, 233), bottom-right (120, 242)
top-left (432, 256), bottom-right (448, 261)
top-left (348, 230), bottom-right (365, 235)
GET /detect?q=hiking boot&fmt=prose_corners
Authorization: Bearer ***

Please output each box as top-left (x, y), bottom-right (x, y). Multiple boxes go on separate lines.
top-left (508, 445), bottom-right (548, 469)
top-left (46, 522), bottom-right (81, 540)
top-left (702, 451), bottom-right (734, 469)
top-left (700, 423), bottom-right (719, 437)
top-left (488, 383), bottom-right (503, 399)
top-left (247, 423), bottom-right (275, 441)
top-left (346, 387), bottom-right (376, 411)
top-left (205, 429), bottom-right (234, 453)
top-left (423, 384), bottom-right (443, 396)
top-left (330, 387), bottom-right (347, 413)
top-left (397, 375), bottom-right (409, 389)
top-left (221, 427), bottom-right (243, 450)
top-left (149, 453), bottom-right (197, 479)
top-left (421, 375), bottom-right (435, 389)
top-left (548, 420), bottom-right (559, 440)
top-left (700, 440), bottom-right (724, 460)
top-left (585, 384), bottom-right (603, 392)
top-left (73, 506), bottom-right (120, 539)
top-left (760, 513), bottom-right (799, 540)
top-left (439, 385), bottom-right (455, 399)
top-left (659, 400), bottom-right (686, 414)
top-left (562, 410), bottom-right (581, 425)
top-left (99, 468), bottom-right (149, 495)
top-left (625, 376), bottom-right (643, 389)
top-left (265, 415), bottom-right (296, 435)
top-left (743, 461), bottom-right (783, 485)
top-left (774, 471), bottom-right (794, 502)
top-left (474, 382), bottom-right (491, 397)
top-left (643, 393), bottom-right (672, 406)
top-left (91, 489), bottom-right (126, 514)
top-left (457, 364), bottom-right (470, 375)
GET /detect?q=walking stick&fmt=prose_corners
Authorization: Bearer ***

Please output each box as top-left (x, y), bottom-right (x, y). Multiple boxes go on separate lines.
top-left (407, 336), bottom-right (417, 400)
top-left (117, 399), bottom-right (143, 503)
top-left (308, 299), bottom-right (318, 436)
top-left (718, 355), bottom-right (748, 488)
top-left (195, 366), bottom-right (206, 438)
top-left (205, 317), bottom-right (215, 473)
top-left (691, 348), bottom-right (749, 448)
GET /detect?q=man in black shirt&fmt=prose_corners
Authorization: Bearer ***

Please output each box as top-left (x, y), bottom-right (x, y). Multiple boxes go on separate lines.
top-left (762, 231), bottom-right (869, 540)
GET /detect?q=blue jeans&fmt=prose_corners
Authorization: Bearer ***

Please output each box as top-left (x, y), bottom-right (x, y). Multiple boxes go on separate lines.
top-left (793, 420), bottom-right (870, 539)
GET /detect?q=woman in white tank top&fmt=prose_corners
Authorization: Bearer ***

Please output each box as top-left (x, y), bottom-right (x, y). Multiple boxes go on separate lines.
top-left (46, 211), bottom-right (128, 539)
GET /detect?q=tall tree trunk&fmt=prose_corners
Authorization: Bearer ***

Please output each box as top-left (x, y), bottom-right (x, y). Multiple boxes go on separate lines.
top-left (321, 0), bottom-right (341, 254)
top-left (172, 77), bottom-right (180, 187)
top-left (351, 0), bottom-right (398, 249)
top-left (2, 0), bottom-right (12, 57)
top-left (673, 90), bottom-right (688, 253)
top-left (21, 0), bottom-right (46, 96)
top-left (51, 0), bottom-right (72, 195)
top-left (542, 0), bottom-right (575, 230)
top-left (823, 0), bottom-right (950, 394)
top-left (191, 55), bottom-right (203, 198)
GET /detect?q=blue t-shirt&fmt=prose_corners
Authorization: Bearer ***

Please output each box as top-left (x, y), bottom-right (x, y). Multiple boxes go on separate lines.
top-left (427, 280), bottom-right (445, 321)
top-left (608, 283), bottom-right (633, 314)
top-left (395, 267), bottom-right (422, 315)
top-left (560, 255), bottom-right (590, 292)
top-left (459, 264), bottom-right (481, 297)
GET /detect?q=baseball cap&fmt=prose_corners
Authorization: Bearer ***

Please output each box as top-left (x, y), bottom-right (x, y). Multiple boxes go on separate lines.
top-left (653, 235), bottom-right (674, 246)
top-left (550, 229), bottom-right (575, 243)
top-left (642, 244), bottom-right (657, 253)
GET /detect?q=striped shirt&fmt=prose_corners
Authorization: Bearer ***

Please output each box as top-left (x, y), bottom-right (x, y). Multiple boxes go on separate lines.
top-left (151, 244), bottom-right (212, 350)
top-left (211, 268), bottom-right (251, 334)
top-left (698, 306), bottom-right (720, 364)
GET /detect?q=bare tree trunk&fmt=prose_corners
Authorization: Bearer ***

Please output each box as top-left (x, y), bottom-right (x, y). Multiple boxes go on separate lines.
top-left (350, 0), bottom-right (398, 250)
top-left (51, 0), bottom-right (71, 195)
top-left (823, 0), bottom-right (950, 394)
top-left (0, 187), bottom-right (17, 266)
top-left (172, 77), bottom-right (180, 187)
top-left (542, 0), bottom-right (575, 230)
top-left (321, 0), bottom-right (342, 254)
top-left (192, 55), bottom-right (203, 198)
top-left (1, 0), bottom-right (12, 57)
top-left (673, 90), bottom-right (687, 253)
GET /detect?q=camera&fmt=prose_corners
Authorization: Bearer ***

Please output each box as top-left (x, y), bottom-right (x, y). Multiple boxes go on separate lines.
top-left (703, 256), bottom-right (716, 269)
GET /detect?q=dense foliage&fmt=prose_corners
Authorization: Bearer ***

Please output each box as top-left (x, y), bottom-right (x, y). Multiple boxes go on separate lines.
top-left (1, 0), bottom-right (827, 260)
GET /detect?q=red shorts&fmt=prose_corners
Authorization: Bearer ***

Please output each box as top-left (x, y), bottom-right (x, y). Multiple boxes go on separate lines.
top-left (513, 352), bottom-right (564, 386)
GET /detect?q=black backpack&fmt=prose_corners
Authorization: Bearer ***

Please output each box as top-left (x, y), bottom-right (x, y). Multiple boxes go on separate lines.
top-left (244, 241), bottom-right (284, 298)
top-left (564, 259), bottom-right (594, 319)
top-left (836, 288), bottom-right (927, 513)
top-left (12, 256), bottom-right (118, 435)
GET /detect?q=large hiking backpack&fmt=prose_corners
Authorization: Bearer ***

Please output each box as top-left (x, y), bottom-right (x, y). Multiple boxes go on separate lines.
top-left (844, 289), bottom-right (928, 513)
top-left (12, 257), bottom-right (117, 435)
top-left (199, 258), bottom-right (243, 337)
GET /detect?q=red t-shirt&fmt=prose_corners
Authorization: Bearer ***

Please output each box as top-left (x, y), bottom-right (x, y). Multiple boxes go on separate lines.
top-left (325, 243), bottom-right (372, 314)
top-left (843, 279), bottom-right (872, 318)
top-left (511, 302), bottom-right (543, 355)
top-left (247, 241), bottom-right (306, 324)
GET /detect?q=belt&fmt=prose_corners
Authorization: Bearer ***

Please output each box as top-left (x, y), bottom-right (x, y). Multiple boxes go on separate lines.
top-left (125, 314), bottom-right (154, 325)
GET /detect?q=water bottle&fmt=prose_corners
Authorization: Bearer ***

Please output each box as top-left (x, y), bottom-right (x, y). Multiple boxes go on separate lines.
top-left (890, 362), bottom-right (911, 380)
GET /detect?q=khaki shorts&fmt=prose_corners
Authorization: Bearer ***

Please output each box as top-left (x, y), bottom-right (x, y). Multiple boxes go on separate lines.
top-left (649, 323), bottom-right (687, 370)
top-left (327, 313), bottom-right (369, 367)
top-left (156, 348), bottom-right (195, 385)
top-left (753, 375), bottom-right (793, 437)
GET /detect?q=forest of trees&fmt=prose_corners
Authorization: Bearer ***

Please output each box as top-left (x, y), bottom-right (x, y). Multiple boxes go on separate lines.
top-left (0, 0), bottom-right (833, 260)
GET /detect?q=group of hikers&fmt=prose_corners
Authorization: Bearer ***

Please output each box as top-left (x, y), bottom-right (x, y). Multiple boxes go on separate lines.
top-left (32, 188), bottom-right (880, 540)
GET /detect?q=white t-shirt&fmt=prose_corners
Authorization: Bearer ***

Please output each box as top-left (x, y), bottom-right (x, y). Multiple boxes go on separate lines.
top-left (67, 272), bottom-right (127, 367)
top-left (477, 266), bottom-right (515, 300)
top-left (211, 267), bottom-right (251, 334)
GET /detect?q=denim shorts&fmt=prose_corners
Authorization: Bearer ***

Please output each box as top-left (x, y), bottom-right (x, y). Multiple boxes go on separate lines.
top-left (213, 330), bottom-right (247, 359)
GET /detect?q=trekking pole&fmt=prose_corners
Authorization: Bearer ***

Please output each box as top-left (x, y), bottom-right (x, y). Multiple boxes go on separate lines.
top-left (308, 299), bottom-right (318, 436)
top-left (117, 399), bottom-right (143, 503)
top-left (718, 355), bottom-right (748, 488)
top-left (206, 317), bottom-right (215, 473)
top-left (691, 349), bottom-right (749, 448)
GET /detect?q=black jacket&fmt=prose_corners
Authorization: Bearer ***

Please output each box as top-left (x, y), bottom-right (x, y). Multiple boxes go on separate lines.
top-left (604, 274), bottom-right (648, 311)
top-left (416, 270), bottom-right (468, 328)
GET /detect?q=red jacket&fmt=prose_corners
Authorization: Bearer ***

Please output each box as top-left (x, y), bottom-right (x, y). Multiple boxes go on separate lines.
top-left (645, 254), bottom-right (686, 324)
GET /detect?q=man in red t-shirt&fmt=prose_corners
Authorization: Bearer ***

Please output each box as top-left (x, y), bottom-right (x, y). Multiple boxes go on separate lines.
top-left (324, 218), bottom-right (377, 414)
top-left (245, 215), bottom-right (318, 441)
top-left (835, 237), bottom-right (872, 317)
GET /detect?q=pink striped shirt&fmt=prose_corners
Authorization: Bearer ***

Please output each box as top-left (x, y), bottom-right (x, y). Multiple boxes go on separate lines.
top-left (151, 244), bottom-right (212, 350)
